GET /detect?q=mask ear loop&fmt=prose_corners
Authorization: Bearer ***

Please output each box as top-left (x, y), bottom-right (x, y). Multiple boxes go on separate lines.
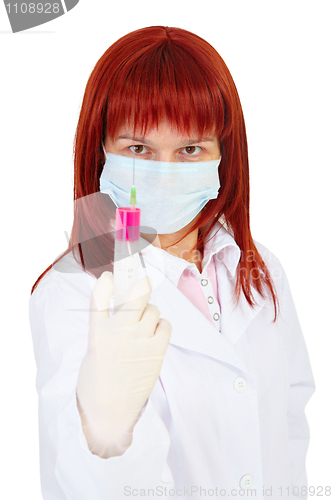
top-left (102, 144), bottom-right (107, 159)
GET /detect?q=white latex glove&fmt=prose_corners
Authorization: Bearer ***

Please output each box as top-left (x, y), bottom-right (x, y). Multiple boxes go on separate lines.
top-left (76, 271), bottom-right (172, 458)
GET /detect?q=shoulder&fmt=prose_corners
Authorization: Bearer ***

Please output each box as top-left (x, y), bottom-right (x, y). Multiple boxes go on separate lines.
top-left (252, 239), bottom-right (288, 296)
top-left (30, 249), bottom-right (97, 311)
top-left (29, 250), bottom-right (98, 368)
top-left (253, 239), bottom-right (283, 272)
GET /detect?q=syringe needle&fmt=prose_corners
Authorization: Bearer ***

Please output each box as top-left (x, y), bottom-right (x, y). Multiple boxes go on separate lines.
top-left (130, 186), bottom-right (136, 209)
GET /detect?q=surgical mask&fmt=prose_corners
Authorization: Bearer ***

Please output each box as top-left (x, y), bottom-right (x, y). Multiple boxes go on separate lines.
top-left (99, 148), bottom-right (221, 234)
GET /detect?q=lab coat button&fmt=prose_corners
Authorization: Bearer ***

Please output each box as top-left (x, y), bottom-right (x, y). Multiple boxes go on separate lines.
top-left (234, 377), bottom-right (247, 393)
top-left (240, 474), bottom-right (253, 489)
top-left (201, 279), bottom-right (208, 286)
top-left (208, 296), bottom-right (214, 304)
top-left (213, 313), bottom-right (220, 321)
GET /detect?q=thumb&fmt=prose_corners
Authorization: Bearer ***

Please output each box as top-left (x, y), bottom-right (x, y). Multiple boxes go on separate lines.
top-left (90, 271), bottom-right (114, 325)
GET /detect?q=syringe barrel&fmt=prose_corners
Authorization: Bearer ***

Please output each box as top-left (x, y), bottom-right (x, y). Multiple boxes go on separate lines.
top-left (113, 207), bottom-right (141, 313)
top-left (115, 207), bottom-right (140, 242)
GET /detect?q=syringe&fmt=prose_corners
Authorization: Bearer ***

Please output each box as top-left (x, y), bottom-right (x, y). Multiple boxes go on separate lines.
top-left (113, 162), bottom-right (141, 314)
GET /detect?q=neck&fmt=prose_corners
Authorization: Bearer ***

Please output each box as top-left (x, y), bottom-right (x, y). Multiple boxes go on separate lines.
top-left (140, 212), bottom-right (204, 272)
top-left (161, 231), bottom-right (202, 271)
top-left (141, 226), bottom-right (202, 273)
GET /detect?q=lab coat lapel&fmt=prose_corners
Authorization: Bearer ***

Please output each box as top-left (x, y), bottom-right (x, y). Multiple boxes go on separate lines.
top-left (215, 257), bottom-right (268, 346)
top-left (150, 262), bottom-right (267, 378)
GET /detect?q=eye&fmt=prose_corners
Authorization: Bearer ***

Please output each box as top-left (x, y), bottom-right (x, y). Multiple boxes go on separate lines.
top-left (182, 146), bottom-right (202, 155)
top-left (129, 145), bottom-right (148, 154)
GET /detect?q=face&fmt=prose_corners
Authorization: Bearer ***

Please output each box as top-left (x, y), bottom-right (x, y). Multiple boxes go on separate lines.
top-left (104, 119), bottom-right (221, 162)
top-left (104, 119), bottom-right (220, 265)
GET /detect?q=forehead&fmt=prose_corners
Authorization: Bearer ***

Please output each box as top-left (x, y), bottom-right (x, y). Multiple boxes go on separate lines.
top-left (114, 118), bottom-right (216, 141)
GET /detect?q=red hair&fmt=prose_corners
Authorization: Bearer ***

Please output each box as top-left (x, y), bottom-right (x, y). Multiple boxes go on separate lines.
top-left (31, 25), bottom-right (279, 321)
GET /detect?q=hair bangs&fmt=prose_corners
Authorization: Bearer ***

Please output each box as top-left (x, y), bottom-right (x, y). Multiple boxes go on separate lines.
top-left (106, 41), bottom-right (225, 141)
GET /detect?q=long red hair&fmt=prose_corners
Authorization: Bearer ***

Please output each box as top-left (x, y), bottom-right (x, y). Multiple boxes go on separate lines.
top-left (31, 25), bottom-right (279, 321)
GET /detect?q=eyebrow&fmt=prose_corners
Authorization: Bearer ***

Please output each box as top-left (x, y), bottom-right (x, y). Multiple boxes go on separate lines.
top-left (116, 135), bottom-right (216, 146)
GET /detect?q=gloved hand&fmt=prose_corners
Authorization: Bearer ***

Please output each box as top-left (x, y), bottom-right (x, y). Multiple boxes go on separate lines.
top-left (76, 271), bottom-right (172, 458)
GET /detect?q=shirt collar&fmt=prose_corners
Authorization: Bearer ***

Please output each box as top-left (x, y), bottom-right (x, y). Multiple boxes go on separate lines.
top-left (140, 220), bottom-right (241, 286)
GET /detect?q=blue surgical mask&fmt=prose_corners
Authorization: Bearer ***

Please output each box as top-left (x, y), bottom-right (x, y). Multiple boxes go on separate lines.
top-left (100, 148), bottom-right (221, 234)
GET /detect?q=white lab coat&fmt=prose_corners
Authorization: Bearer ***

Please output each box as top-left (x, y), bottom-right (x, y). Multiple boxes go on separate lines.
top-left (29, 222), bottom-right (315, 500)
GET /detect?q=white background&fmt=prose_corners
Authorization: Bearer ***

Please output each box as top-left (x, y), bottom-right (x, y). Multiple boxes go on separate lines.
top-left (1, 0), bottom-right (332, 497)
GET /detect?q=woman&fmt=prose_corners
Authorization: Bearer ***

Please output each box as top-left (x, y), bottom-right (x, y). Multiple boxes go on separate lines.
top-left (29, 26), bottom-right (315, 499)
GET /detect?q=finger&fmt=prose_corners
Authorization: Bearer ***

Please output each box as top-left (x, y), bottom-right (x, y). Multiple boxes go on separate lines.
top-left (150, 318), bottom-right (172, 353)
top-left (90, 272), bottom-right (114, 327)
top-left (110, 276), bottom-right (152, 329)
top-left (133, 304), bottom-right (161, 339)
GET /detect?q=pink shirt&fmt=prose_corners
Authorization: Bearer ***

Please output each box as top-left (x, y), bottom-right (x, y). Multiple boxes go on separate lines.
top-left (176, 256), bottom-right (221, 327)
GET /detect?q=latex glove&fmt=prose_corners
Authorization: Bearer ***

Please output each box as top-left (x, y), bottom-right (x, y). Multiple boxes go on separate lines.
top-left (76, 271), bottom-right (172, 458)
